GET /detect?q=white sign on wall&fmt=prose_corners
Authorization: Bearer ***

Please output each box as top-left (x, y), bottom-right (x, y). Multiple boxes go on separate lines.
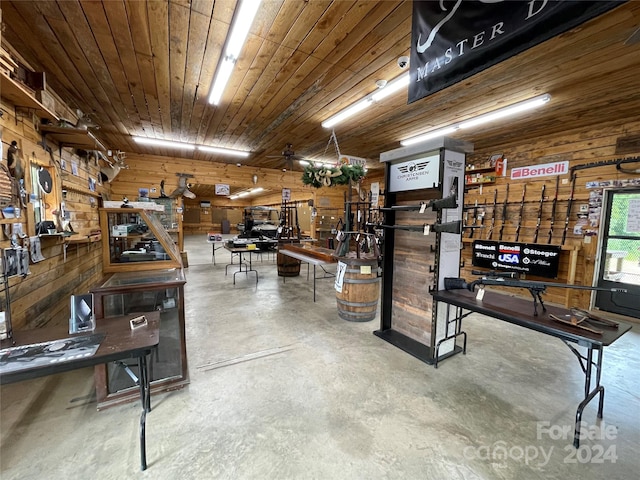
top-left (388, 154), bottom-right (440, 192)
top-left (511, 161), bottom-right (569, 180)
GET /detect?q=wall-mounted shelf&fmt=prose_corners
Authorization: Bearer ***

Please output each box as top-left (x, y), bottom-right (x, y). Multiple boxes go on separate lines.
top-left (0, 71), bottom-right (58, 123)
top-left (465, 164), bottom-right (497, 189)
top-left (39, 124), bottom-right (106, 151)
top-left (465, 165), bottom-right (496, 174)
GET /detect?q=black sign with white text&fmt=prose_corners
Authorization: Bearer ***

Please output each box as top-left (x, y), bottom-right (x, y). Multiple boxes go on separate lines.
top-left (472, 240), bottom-right (561, 278)
top-left (409, 1), bottom-right (624, 103)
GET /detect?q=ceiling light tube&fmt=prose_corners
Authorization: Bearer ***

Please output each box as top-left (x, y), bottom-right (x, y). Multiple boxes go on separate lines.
top-left (459, 94), bottom-right (551, 129)
top-left (322, 73), bottom-right (411, 128)
top-left (401, 126), bottom-right (459, 147)
top-left (371, 73), bottom-right (410, 102)
top-left (226, 0), bottom-right (262, 57)
top-left (208, 58), bottom-right (236, 105)
top-left (208, 0), bottom-right (262, 105)
top-left (400, 93), bottom-right (551, 146)
top-left (322, 98), bottom-right (373, 129)
top-left (133, 137), bottom-right (195, 150)
top-left (198, 145), bottom-right (250, 157)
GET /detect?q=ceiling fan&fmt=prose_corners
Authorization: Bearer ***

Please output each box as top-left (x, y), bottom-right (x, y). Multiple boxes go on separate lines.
top-left (267, 143), bottom-right (306, 170)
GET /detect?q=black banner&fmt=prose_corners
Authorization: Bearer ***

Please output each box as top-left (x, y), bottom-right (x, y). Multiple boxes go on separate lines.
top-left (409, 1), bottom-right (624, 103)
top-left (472, 240), bottom-right (561, 278)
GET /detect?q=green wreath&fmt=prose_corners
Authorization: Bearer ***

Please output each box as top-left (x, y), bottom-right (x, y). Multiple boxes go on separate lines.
top-left (301, 164), bottom-right (365, 188)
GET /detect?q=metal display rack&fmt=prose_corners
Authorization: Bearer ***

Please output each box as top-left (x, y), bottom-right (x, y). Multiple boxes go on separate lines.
top-left (374, 137), bottom-right (471, 365)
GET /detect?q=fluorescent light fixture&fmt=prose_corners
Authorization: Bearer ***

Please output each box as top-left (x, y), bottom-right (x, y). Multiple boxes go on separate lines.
top-left (322, 72), bottom-right (410, 128)
top-left (208, 59), bottom-right (235, 106)
top-left (134, 136), bottom-right (250, 157)
top-left (133, 137), bottom-right (195, 150)
top-left (459, 94), bottom-right (551, 129)
top-left (322, 98), bottom-right (372, 129)
top-left (230, 187), bottom-right (264, 200)
top-left (208, 0), bottom-right (262, 105)
top-left (299, 160), bottom-right (310, 166)
top-left (401, 94), bottom-right (551, 146)
top-left (198, 145), bottom-right (250, 157)
top-left (371, 73), bottom-right (410, 102)
top-left (401, 126), bottom-right (459, 147)
top-left (226, 0), bottom-right (261, 57)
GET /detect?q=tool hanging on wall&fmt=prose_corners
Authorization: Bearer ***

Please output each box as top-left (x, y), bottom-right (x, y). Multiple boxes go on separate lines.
top-left (514, 184), bottom-right (526, 242)
top-left (486, 189), bottom-right (498, 240)
top-left (548, 175), bottom-right (560, 244)
top-left (498, 184), bottom-right (509, 241)
top-left (533, 184), bottom-right (546, 243)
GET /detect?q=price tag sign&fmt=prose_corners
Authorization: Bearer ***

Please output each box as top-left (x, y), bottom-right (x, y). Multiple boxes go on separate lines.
top-left (476, 287), bottom-right (486, 301)
top-left (360, 265), bottom-right (372, 274)
top-left (423, 224), bottom-right (430, 235)
top-left (419, 202), bottom-right (427, 214)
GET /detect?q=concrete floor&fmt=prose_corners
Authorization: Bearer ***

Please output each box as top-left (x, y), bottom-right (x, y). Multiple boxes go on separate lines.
top-left (1, 234), bottom-right (639, 479)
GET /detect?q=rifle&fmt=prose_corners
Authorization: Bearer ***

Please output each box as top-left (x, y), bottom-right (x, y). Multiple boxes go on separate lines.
top-left (443, 276), bottom-right (627, 317)
top-left (469, 201), bottom-right (478, 238)
top-left (378, 220), bottom-right (461, 235)
top-left (533, 184), bottom-right (546, 243)
top-left (514, 184), bottom-right (526, 242)
top-left (380, 193), bottom-right (458, 212)
top-left (548, 175), bottom-right (559, 244)
top-left (499, 183), bottom-right (509, 241)
top-left (561, 172), bottom-right (577, 245)
top-left (487, 189), bottom-right (498, 240)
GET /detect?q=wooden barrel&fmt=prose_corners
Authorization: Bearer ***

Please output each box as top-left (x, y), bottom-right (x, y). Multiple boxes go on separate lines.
top-left (336, 256), bottom-right (380, 322)
top-left (277, 251), bottom-right (301, 277)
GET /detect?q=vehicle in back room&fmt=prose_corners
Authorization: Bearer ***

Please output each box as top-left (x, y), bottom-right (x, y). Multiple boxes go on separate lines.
top-left (237, 206), bottom-right (280, 238)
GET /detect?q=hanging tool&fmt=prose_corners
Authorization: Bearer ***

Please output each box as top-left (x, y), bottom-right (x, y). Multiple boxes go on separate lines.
top-left (561, 172), bottom-right (577, 245)
top-left (498, 184), bottom-right (509, 241)
top-left (486, 189), bottom-right (498, 240)
top-left (514, 184), bottom-right (526, 242)
top-left (532, 183), bottom-right (546, 243)
top-left (548, 175), bottom-right (560, 244)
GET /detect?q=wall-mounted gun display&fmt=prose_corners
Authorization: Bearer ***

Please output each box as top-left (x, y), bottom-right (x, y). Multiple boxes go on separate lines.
top-left (486, 189), bottom-right (498, 240)
top-left (532, 184), bottom-right (546, 243)
top-left (498, 183), bottom-right (509, 241)
top-left (443, 275), bottom-right (627, 317)
top-left (514, 184), bottom-right (526, 242)
top-left (548, 175), bottom-right (560, 244)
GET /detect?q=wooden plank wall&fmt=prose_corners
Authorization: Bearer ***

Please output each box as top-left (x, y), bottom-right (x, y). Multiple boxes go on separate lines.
top-left (0, 99), bottom-right (106, 330)
top-left (110, 153), bottom-right (386, 240)
top-left (462, 119), bottom-right (640, 308)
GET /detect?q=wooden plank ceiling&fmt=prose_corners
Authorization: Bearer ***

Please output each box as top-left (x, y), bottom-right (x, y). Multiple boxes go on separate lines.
top-left (2, 1), bottom-right (640, 188)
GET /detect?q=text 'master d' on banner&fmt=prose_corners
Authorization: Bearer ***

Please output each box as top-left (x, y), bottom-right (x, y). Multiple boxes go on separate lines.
top-left (409, 0), bottom-right (625, 103)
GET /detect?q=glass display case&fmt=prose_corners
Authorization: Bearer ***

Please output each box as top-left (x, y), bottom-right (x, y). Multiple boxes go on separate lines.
top-left (149, 197), bottom-right (183, 251)
top-left (100, 208), bottom-right (182, 272)
top-left (91, 268), bottom-right (188, 409)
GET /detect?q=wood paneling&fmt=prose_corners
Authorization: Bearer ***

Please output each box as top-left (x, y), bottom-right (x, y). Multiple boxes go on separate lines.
top-left (1, 98), bottom-right (105, 330)
top-left (1, 1), bottom-right (637, 192)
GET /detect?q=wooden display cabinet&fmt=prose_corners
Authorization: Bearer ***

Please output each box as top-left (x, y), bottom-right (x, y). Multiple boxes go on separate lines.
top-left (91, 268), bottom-right (188, 409)
top-left (99, 208), bottom-right (182, 273)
